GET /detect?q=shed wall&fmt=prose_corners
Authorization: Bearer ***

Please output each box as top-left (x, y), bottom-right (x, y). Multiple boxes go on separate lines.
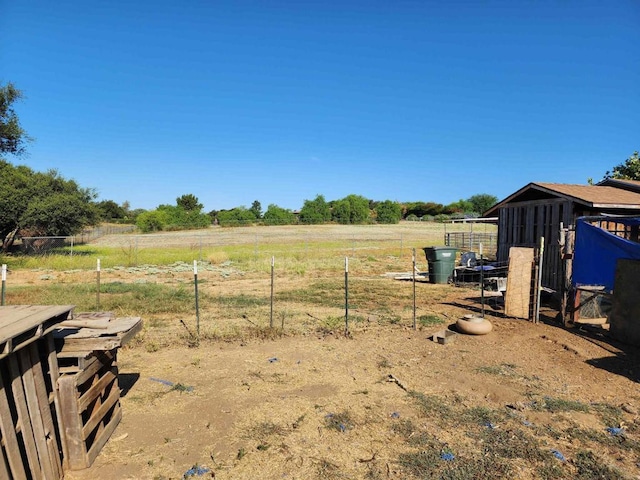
top-left (497, 199), bottom-right (573, 292)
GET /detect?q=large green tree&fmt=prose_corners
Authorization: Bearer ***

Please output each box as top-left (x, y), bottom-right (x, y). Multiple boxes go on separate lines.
top-left (404, 201), bottom-right (444, 218)
top-left (216, 207), bottom-right (257, 226)
top-left (0, 161), bottom-right (98, 250)
top-left (176, 193), bottom-right (203, 212)
top-left (137, 195), bottom-right (210, 232)
top-left (0, 82), bottom-right (31, 157)
top-left (467, 193), bottom-right (498, 214)
top-left (96, 200), bottom-right (127, 221)
top-left (375, 200), bottom-right (402, 224)
top-left (344, 194), bottom-right (370, 224)
top-left (331, 199), bottom-right (351, 224)
top-left (604, 151), bottom-right (640, 180)
top-left (263, 204), bottom-right (295, 225)
top-left (299, 195), bottom-right (331, 224)
top-left (250, 200), bottom-right (262, 219)
top-left (444, 199), bottom-right (474, 214)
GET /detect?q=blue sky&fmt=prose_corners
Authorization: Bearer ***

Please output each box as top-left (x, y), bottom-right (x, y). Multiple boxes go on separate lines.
top-left (2, 1), bottom-right (639, 212)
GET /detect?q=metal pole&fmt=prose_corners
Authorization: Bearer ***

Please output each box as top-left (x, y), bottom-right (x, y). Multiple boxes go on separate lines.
top-left (345, 257), bottom-right (349, 335)
top-left (70, 237), bottom-right (74, 258)
top-left (1, 264), bottom-right (6, 306)
top-left (194, 260), bottom-right (200, 337)
top-left (480, 244), bottom-right (484, 318)
top-left (96, 259), bottom-right (101, 310)
top-left (270, 256), bottom-right (274, 328)
top-left (412, 248), bottom-right (416, 330)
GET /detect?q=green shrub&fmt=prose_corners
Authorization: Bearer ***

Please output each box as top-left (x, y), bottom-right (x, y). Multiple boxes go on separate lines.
top-left (136, 210), bottom-right (167, 232)
top-left (375, 200), bottom-right (402, 224)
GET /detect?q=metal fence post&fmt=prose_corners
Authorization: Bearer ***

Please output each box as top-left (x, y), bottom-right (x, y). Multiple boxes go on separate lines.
top-left (412, 249), bottom-right (416, 330)
top-left (344, 257), bottom-right (349, 335)
top-left (270, 256), bottom-right (275, 328)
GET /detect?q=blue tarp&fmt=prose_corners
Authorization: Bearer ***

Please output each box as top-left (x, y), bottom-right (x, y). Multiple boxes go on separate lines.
top-left (573, 217), bottom-right (640, 291)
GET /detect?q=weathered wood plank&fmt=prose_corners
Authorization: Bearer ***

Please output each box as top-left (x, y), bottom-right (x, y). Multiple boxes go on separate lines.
top-left (0, 306), bottom-right (73, 360)
top-left (58, 375), bottom-right (86, 470)
top-left (0, 444), bottom-right (11, 480)
top-left (82, 383), bottom-right (120, 439)
top-left (0, 306), bottom-right (73, 339)
top-left (29, 342), bottom-right (62, 479)
top-left (8, 355), bottom-right (43, 478)
top-left (57, 338), bottom-right (120, 353)
top-left (47, 333), bottom-right (70, 474)
top-left (57, 317), bottom-right (141, 340)
top-left (18, 348), bottom-right (56, 480)
top-left (75, 351), bottom-right (115, 387)
top-left (55, 316), bottom-right (142, 354)
top-left (524, 205), bottom-right (534, 244)
top-left (0, 369), bottom-right (28, 480)
top-left (79, 368), bottom-right (117, 412)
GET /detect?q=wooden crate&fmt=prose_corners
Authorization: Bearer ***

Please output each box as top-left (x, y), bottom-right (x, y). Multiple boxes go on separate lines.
top-left (0, 305), bottom-right (73, 480)
top-left (52, 312), bottom-right (141, 470)
top-left (58, 349), bottom-right (122, 470)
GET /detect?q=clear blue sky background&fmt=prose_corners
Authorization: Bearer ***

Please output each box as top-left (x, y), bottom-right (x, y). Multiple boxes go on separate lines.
top-left (2, 1), bottom-right (639, 212)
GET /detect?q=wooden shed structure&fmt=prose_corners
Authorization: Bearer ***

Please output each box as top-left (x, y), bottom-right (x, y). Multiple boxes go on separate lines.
top-left (484, 182), bottom-right (640, 292)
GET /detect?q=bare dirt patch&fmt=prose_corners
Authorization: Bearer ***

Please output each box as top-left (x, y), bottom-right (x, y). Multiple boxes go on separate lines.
top-left (61, 292), bottom-right (640, 479)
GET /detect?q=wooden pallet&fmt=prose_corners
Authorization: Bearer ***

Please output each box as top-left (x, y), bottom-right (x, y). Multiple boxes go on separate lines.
top-left (58, 349), bottom-right (122, 471)
top-left (0, 305), bottom-right (74, 360)
top-left (0, 335), bottom-right (64, 480)
top-left (53, 313), bottom-right (141, 470)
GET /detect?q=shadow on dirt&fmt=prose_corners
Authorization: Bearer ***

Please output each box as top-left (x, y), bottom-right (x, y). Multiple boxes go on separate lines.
top-left (570, 326), bottom-right (640, 385)
top-left (119, 373), bottom-right (140, 397)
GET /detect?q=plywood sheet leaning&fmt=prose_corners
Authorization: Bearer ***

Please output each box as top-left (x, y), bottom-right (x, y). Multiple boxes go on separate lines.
top-left (505, 247), bottom-right (535, 319)
top-left (609, 259), bottom-right (640, 347)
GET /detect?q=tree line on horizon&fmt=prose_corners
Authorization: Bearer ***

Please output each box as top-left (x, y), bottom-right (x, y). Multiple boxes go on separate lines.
top-left (205, 193), bottom-right (499, 229)
top-left (1, 81), bottom-right (639, 246)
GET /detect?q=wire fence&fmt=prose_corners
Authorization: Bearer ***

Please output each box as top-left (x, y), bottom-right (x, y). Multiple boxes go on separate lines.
top-left (444, 232), bottom-right (498, 258)
top-left (17, 224), bottom-right (497, 261)
top-left (20, 225), bottom-right (137, 255)
top-left (1, 239), bottom-right (565, 349)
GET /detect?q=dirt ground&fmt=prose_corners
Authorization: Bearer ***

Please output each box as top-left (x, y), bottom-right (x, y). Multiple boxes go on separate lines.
top-left (56, 289), bottom-right (640, 479)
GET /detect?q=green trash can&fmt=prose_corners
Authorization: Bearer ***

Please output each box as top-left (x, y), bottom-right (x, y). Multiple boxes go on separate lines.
top-left (423, 246), bottom-right (458, 284)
